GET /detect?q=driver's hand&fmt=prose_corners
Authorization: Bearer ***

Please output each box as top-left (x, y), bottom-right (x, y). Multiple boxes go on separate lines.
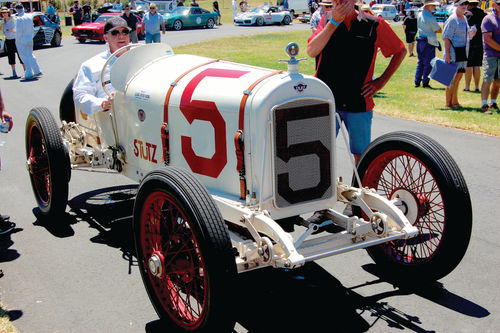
top-left (101, 97), bottom-right (113, 111)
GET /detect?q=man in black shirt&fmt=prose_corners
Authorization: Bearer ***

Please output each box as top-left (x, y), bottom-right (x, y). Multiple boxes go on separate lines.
top-left (464, 0), bottom-right (486, 91)
top-left (69, 1), bottom-right (83, 26)
top-left (122, 4), bottom-right (139, 43)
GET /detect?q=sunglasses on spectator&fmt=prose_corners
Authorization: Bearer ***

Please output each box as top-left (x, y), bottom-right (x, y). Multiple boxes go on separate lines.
top-left (110, 29), bottom-right (129, 36)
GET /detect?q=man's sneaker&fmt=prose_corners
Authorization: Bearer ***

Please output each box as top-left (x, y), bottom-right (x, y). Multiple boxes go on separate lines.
top-left (34, 72), bottom-right (43, 77)
top-left (481, 104), bottom-right (492, 114)
top-left (489, 102), bottom-right (499, 111)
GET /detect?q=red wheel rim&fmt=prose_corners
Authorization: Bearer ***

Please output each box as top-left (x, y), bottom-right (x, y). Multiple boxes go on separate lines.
top-left (362, 150), bottom-right (445, 265)
top-left (27, 123), bottom-right (51, 209)
top-left (140, 191), bottom-right (207, 330)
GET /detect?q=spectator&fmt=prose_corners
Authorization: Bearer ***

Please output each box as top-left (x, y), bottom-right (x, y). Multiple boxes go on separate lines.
top-left (143, 3), bottom-right (165, 44)
top-left (0, 88), bottom-right (15, 235)
top-left (177, 0), bottom-right (185, 6)
top-left (443, 0), bottom-right (474, 109)
top-left (122, 4), bottom-right (139, 43)
top-left (308, 0), bottom-right (317, 14)
top-left (83, 1), bottom-right (92, 23)
top-left (113, 0), bottom-right (124, 11)
top-left (232, 0), bottom-right (238, 19)
top-left (310, 1), bottom-right (329, 33)
top-left (46, 0), bottom-right (56, 22)
top-left (213, 1), bottom-right (221, 25)
top-left (14, 3), bottom-right (42, 80)
top-left (0, 7), bottom-right (24, 78)
top-left (480, 0), bottom-right (500, 114)
top-left (191, 0), bottom-right (200, 7)
top-left (415, 0), bottom-right (442, 89)
top-left (403, 9), bottom-right (417, 56)
top-left (464, 0), bottom-right (486, 92)
top-left (239, 0), bottom-right (248, 13)
top-left (283, 0), bottom-right (289, 10)
top-left (73, 17), bottom-right (131, 115)
top-left (307, 0), bottom-right (406, 163)
top-left (69, 1), bottom-right (83, 26)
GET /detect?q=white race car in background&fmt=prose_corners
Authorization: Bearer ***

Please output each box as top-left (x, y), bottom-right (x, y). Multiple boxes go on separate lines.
top-left (234, 5), bottom-right (292, 26)
top-left (25, 43), bottom-right (472, 332)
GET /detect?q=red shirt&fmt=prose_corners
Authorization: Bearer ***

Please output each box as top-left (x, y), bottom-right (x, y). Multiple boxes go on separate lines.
top-left (309, 12), bottom-right (404, 111)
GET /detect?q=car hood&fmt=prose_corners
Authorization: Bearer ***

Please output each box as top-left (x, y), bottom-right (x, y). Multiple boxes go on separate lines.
top-left (235, 12), bottom-right (257, 19)
top-left (74, 22), bottom-right (105, 30)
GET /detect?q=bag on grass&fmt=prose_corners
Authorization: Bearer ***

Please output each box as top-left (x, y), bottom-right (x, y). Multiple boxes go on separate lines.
top-left (429, 57), bottom-right (458, 87)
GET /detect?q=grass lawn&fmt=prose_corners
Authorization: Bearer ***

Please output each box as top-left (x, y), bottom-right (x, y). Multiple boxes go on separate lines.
top-left (173, 24), bottom-right (500, 137)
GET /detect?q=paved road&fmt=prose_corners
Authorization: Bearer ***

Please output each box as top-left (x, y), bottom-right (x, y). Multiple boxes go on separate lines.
top-left (0, 23), bottom-right (499, 333)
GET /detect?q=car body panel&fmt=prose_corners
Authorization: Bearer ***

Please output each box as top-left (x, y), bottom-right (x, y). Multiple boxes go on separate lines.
top-left (72, 12), bottom-right (143, 42)
top-left (234, 6), bottom-right (292, 26)
top-left (371, 4), bottom-right (399, 21)
top-left (163, 6), bottom-right (218, 30)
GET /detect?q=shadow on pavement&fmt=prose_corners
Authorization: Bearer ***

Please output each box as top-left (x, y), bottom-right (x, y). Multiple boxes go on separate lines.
top-left (33, 185), bottom-right (489, 332)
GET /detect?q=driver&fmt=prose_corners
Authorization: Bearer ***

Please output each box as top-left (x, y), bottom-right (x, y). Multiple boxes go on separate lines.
top-left (73, 17), bottom-right (131, 115)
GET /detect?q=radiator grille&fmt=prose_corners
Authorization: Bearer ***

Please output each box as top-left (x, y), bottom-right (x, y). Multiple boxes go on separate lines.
top-left (273, 101), bottom-right (332, 208)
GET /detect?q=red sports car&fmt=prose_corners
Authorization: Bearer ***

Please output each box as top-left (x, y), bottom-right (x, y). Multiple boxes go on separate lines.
top-left (71, 12), bottom-right (143, 43)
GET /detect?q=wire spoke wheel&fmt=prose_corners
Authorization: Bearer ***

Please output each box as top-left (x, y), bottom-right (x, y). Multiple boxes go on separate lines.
top-left (134, 168), bottom-right (236, 332)
top-left (25, 107), bottom-right (69, 218)
top-left (355, 131), bottom-right (472, 281)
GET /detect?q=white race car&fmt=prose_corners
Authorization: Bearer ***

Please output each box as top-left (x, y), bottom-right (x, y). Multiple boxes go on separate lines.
top-left (234, 5), bottom-right (292, 26)
top-left (25, 43), bottom-right (472, 332)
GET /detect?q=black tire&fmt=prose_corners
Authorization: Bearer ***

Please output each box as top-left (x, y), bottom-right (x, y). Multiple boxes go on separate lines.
top-left (206, 18), bottom-right (215, 29)
top-left (25, 107), bottom-right (70, 218)
top-left (256, 16), bottom-right (264, 26)
top-left (77, 38), bottom-right (86, 43)
top-left (394, 15), bottom-right (400, 22)
top-left (173, 19), bottom-right (183, 31)
top-left (354, 131), bottom-right (472, 282)
top-left (134, 167), bottom-right (237, 332)
top-left (282, 15), bottom-right (291, 25)
top-left (51, 31), bottom-right (62, 47)
top-left (59, 77), bottom-right (76, 123)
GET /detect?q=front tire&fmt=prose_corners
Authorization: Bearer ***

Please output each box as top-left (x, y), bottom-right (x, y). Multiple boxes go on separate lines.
top-left (173, 19), bottom-right (183, 31)
top-left (355, 131), bottom-right (472, 281)
top-left (25, 107), bottom-right (70, 218)
top-left (51, 31), bottom-right (62, 47)
top-left (206, 18), bottom-right (215, 29)
top-left (134, 167), bottom-right (237, 332)
top-left (256, 16), bottom-right (264, 26)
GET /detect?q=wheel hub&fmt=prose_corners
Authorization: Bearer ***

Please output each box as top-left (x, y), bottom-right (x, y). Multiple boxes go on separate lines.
top-left (391, 188), bottom-right (420, 225)
top-left (148, 251), bottom-right (165, 278)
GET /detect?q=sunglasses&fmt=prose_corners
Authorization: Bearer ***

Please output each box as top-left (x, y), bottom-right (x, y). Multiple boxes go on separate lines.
top-left (110, 29), bottom-right (129, 36)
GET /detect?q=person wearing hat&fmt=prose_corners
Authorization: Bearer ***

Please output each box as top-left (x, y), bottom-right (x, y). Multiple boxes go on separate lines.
top-left (463, 0), bottom-right (485, 92)
top-left (14, 3), bottom-right (42, 80)
top-left (143, 3), bottom-right (165, 43)
top-left (414, 0), bottom-right (442, 88)
top-left (311, 1), bottom-right (332, 33)
top-left (73, 17), bottom-right (131, 115)
top-left (479, 0), bottom-right (500, 114)
top-left (0, 6), bottom-right (24, 78)
top-left (307, 0), bottom-right (406, 163)
top-left (69, 1), bottom-right (83, 26)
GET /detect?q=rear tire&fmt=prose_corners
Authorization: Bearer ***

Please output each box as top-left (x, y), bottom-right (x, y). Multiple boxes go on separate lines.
top-left (134, 167), bottom-right (237, 332)
top-left (282, 15), bottom-right (291, 25)
top-left (59, 78), bottom-right (76, 123)
top-left (354, 131), bottom-right (472, 281)
top-left (206, 18), bottom-right (215, 29)
top-left (25, 107), bottom-right (70, 218)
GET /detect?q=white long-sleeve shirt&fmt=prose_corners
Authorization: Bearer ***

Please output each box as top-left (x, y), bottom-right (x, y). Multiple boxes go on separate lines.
top-left (73, 48), bottom-right (117, 115)
top-left (15, 12), bottom-right (34, 44)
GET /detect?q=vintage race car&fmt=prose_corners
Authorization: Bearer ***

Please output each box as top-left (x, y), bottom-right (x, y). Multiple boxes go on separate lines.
top-left (234, 5), bottom-right (292, 26)
top-left (163, 6), bottom-right (218, 31)
top-left (25, 43), bottom-right (472, 332)
top-left (71, 12), bottom-right (143, 43)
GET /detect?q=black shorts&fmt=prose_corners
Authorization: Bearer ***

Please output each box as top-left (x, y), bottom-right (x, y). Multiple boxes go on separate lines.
top-left (405, 32), bottom-right (416, 44)
top-left (4, 39), bottom-right (22, 66)
top-left (467, 46), bottom-right (483, 67)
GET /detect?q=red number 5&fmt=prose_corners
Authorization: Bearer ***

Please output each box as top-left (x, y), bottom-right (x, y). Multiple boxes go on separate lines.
top-left (180, 68), bottom-right (248, 178)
